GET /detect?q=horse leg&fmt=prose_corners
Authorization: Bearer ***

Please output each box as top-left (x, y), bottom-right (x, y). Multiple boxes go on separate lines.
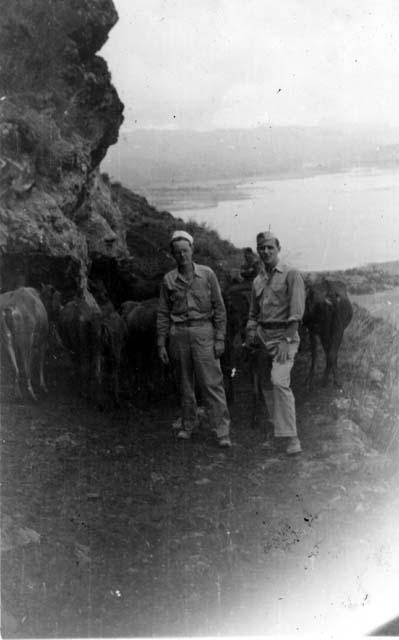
top-left (94, 345), bottom-right (103, 407)
top-left (3, 321), bottom-right (23, 400)
top-left (23, 332), bottom-right (38, 402)
top-left (330, 331), bottom-right (344, 390)
top-left (112, 356), bottom-right (121, 407)
top-left (306, 331), bottom-right (318, 391)
top-left (321, 332), bottom-right (340, 388)
top-left (38, 336), bottom-right (48, 394)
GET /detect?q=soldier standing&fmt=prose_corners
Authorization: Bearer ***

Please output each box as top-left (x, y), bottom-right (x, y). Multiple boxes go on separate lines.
top-left (157, 230), bottom-right (232, 448)
top-left (246, 231), bottom-right (305, 454)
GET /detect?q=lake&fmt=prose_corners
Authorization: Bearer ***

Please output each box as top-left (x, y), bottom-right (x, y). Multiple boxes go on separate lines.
top-left (163, 168), bottom-right (399, 271)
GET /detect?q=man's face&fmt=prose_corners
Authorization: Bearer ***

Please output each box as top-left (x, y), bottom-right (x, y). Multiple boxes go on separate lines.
top-left (257, 239), bottom-right (279, 268)
top-left (172, 239), bottom-right (193, 267)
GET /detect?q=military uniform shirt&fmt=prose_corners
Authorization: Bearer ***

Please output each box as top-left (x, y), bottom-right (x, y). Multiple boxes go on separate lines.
top-left (247, 261), bottom-right (305, 335)
top-left (157, 263), bottom-right (226, 347)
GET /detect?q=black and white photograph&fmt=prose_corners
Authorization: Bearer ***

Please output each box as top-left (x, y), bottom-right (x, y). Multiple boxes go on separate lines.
top-left (1, 0), bottom-right (399, 637)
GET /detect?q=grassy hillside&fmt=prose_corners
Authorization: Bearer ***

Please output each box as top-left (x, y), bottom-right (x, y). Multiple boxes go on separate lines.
top-left (306, 264), bottom-right (399, 295)
top-left (340, 302), bottom-right (399, 451)
top-left (367, 261), bottom-right (399, 276)
top-left (351, 288), bottom-right (399, 329)
top-left (110, 180), bottom-right (242, 285)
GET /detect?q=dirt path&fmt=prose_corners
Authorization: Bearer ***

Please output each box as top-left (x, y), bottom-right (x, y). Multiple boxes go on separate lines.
top-left (1, 354), bottom-right (399, 637)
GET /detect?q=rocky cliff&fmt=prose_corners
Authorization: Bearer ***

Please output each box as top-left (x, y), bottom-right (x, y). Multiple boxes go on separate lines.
top-left (0, 0), bottom-right (128, 294)
top-left (0, 0), bottom-right (240, 303)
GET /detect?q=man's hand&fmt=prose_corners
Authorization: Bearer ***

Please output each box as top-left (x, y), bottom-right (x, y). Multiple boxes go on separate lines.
top-left (158, 346), bottom-right (170, 366)
top-left (245, 330), bottom-right (257, 348)
top-left (276, 340), bottom-right (290, 363)
top-left (214, 340), bottom-right (225, 359)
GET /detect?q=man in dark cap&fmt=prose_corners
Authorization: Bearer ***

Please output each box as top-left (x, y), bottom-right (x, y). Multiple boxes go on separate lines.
top-left (246, 231), bottom-right (305, 454)
top-left (157, 230), bottom-right (232, 447)
top-left (240, 247), bottom-right (259, 282)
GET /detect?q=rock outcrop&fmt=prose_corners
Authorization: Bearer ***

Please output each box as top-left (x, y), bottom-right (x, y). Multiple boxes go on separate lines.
top-left (0, 0), bottom-right (124, 292)
top-left (0, 0), bottom-right (240, 303)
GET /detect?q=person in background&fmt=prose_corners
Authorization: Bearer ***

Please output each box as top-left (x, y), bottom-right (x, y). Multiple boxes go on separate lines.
top-left (157, 230), bottom-right (232, 448)
top-left (246, 231), bottom-right (305, 454)
top-left (239, 247), bottom-right (259, 282)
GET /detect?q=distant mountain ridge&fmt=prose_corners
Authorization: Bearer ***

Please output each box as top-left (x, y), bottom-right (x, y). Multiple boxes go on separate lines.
top-left (102, 125), bottom-right (399, 189)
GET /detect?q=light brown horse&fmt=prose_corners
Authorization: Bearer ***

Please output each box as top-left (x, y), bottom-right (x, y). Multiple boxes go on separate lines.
top-left (0, 287), bottom-right (49, 401)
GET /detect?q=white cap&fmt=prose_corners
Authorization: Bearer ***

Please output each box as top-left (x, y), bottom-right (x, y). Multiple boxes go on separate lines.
top-left (171, 230), bottom-right (194, 245)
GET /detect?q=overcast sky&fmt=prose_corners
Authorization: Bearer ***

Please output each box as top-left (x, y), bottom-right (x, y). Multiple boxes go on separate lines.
top-left (101, 0), bottom-right (399, 131)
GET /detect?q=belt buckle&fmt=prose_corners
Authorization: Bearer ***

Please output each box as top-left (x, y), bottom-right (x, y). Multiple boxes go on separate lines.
top-left (262, 322), bottom-right (285, 329)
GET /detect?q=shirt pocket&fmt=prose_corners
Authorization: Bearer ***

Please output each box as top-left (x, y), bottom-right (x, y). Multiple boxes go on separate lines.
top-left (253, 280), bottom-right (264, 299)
top-left (190, 282), bottom-right (211, 312)
top-left (169, 287), bottom-right (187, 312)
top-left (269, 281), bottom-right (286, 306)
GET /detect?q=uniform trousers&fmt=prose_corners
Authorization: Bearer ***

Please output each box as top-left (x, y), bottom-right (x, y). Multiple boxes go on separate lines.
top-left (256, 326), bottom-right (300, 438)
top-left (168, 321), bottom-right (230, 438)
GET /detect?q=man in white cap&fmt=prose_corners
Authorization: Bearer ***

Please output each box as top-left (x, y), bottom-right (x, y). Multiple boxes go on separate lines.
top-left (157, 230), bottom-right (232, 447)
top-left (246, 231), bottom-right (305, 454)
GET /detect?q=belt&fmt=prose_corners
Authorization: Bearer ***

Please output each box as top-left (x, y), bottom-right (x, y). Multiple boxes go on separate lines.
top-left (259, 321), bottom-right (287, 329)
top-left (174, 318), bottom-right (211, 327)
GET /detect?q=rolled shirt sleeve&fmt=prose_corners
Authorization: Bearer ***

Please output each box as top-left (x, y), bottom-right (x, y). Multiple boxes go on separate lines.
top-left (287, 270), bottom-right (306, 323)
top-left (156, 278), bottom-right (171, 348)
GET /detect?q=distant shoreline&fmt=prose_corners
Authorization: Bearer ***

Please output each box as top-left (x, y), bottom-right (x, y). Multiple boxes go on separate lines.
top-left (143, 165), bottom-right (397, 213)
top-left (143, 166), bottom-right (399, 273)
